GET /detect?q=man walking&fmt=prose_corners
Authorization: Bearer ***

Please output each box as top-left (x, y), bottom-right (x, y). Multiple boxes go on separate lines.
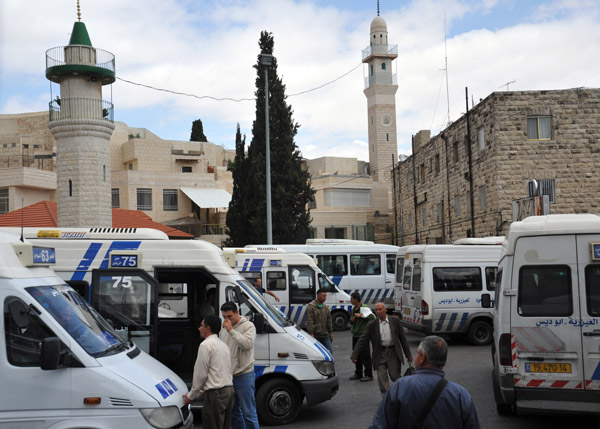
top-left (351, 302), bottom-right (412, 395)
top-left (220, 301), bottom-right (260, 429)
top-left (183, 315), bottom-right (234, 429)
top-left (306, 288), bottom-right (333, 353)
top-left (369, 335), bottom-right (481, 429)
top-left (349, 292), bottom-right (375, 382)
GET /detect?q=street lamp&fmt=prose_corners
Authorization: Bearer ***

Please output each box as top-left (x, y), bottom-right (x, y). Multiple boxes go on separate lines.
top-left (261, 54), bottom-right (274, 244)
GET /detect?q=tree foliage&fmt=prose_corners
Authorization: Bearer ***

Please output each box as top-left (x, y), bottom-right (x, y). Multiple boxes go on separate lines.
top-left (190, 119), bottom-right (208, 142)
top-left (226, 31), bottom-right (314, 246)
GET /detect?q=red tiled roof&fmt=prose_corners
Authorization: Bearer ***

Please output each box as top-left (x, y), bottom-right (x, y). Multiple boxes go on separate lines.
top-left (0, 201), bottom-right (193, 239)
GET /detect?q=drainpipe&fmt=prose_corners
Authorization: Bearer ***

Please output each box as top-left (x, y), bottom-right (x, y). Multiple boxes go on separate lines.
top-left (465, 87), bottom-right (475, 237)
top-left (411, 135), bottom-right (419, 244)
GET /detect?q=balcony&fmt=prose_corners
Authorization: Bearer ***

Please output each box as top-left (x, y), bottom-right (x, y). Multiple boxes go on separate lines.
top-left (46, 45), bottom-right (115, 84)
top-left (364, 72), bottom-right (398, 89)
top-left (362, 44), bottom-right (398, 62)
top-left (49, 97), bottom-right (114, 122)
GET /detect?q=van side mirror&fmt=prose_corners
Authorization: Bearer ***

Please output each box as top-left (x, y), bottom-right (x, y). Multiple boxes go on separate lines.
top-left (481, 294), bottom-right (492, 309)
top-left (41, 337), bottom-right (61, 370)
top-left (253, 312), bottom-right (265, 335)
top-left (8, 300), bottom-right (30, 329)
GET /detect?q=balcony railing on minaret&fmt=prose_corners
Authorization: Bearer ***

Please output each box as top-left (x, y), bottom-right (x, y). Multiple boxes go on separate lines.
top-left (361, 43), bottom-right (398, 61)
top-left (45, 45), bottom-right (115, 84)
top-left (49, 98), bottom-right (114, 122)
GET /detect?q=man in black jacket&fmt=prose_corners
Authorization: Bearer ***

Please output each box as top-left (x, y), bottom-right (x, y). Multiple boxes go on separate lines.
top-left (351, 302), bottom-right (412, 395)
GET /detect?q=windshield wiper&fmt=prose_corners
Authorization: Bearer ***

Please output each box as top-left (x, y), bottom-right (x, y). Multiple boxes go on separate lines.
top-left (96, 341), bottom-right (129, 358)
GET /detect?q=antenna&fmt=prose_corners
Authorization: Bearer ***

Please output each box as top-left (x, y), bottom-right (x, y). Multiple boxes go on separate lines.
top-left (444, 12), bottom-right (451, 127)
top-left (499, 79), bottom-right (516, 91)
top-left (20, 198), bottom-right (24, 242)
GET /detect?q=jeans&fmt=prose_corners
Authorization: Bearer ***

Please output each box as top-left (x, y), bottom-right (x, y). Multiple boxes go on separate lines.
top-left (315, 335), bottom-right (333, 354)
top-left (231, 371), bottom-right (259, 429)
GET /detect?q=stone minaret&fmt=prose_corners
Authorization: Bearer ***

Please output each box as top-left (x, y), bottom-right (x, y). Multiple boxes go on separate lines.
top-left (46, 3), bottom-right (115, 227)
top-left (362, 8), bottom-right (398, 185)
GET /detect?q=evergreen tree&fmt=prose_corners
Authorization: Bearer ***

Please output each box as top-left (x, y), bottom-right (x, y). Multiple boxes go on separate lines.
top-left (225, 124), bottom-right (250, 246)
top-left (226, 31), bottom-right (314, 245)
top-left (190, 119), bottom-right (208, 142)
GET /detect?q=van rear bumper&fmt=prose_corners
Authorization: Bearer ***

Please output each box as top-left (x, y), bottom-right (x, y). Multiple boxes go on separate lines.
top-left (514, 388), bottom-right (600, 415)
top-left (300, 376), bottom-right (339, 406)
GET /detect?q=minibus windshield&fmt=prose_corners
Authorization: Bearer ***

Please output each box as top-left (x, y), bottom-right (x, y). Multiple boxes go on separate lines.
top-left (236, 280), bottom-right (289, 327)
top-left (27, 284), bottom-right (128, 357)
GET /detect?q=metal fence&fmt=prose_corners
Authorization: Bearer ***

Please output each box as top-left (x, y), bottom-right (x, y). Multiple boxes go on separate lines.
top-left (49, 98), bottom-right (114, 122)
top-left (46, 45), bottom-right (115, 73)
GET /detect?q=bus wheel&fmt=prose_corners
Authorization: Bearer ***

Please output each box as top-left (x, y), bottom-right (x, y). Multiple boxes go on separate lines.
top-left (256, 379), bottom-right (301, 426)
top-left (467, 320), bottom-right (493, 346)
top-left (332, 311), bottom-right (349, 331)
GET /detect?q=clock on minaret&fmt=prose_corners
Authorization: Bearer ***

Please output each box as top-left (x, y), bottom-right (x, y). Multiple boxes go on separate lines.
top-left (381, 114), bottom-right (392, 126)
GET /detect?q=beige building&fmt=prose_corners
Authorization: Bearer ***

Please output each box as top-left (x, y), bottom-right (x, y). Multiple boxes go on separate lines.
top-left (394, 88), bottom-right (600, 245)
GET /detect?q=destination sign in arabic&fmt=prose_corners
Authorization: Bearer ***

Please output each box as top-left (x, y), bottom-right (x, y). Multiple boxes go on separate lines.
top-left (591, 243), bottom-right (600, 261)
top-left (32, 246), bottom-right (56, 264)
top-left (109, 253), bottom-right (140, 268)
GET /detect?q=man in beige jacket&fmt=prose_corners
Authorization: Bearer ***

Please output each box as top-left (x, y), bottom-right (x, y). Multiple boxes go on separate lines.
top-left (220, 301), bottom-right (259, 429)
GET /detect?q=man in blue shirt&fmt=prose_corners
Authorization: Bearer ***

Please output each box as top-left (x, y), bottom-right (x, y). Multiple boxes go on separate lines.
top-left (370, 335), bottom-right (480, 429)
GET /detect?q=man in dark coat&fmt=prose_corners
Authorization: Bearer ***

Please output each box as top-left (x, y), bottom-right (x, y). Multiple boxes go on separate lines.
top-left (351, 302), bottom-right (412, 395)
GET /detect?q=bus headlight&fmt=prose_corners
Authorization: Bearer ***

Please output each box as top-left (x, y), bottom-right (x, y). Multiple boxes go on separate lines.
top-left (139, 406), bottom-right (182, 428)
top-left (312, 360), bottom-right (335, 376)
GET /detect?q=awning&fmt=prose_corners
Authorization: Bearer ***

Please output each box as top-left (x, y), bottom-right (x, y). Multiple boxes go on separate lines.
top-left (180, 187), bottom-right (232, 209)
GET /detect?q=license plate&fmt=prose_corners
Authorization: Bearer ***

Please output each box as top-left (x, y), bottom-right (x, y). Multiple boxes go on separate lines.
top-left (525, 362), bottom-right (572, 373)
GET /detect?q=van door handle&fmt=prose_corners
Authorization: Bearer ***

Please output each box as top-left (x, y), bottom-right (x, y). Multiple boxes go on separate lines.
top-left (583, 331), bottom-right (600, 336)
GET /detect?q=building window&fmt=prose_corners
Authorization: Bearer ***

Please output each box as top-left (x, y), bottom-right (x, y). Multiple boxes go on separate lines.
top-left (435, 154), bottom-right (440, 174)
top-left (466, 193), bottom-right (472, 214)
top-left (406, 171), bottom-right (411, 187)
top-left (419, 164), bottom-right (425, 183)
top-left (111, 188), bottom-right (120, 208)
top-left (182, 166), bottom-right (192, 173)
top-left (381, 62), bottom-right (386, 70)
top-left (69, 180), bottom-right (72, 197)
top-left (325, 227), bottom-right (346, 239)
top-left (436, 203), bottom-right (443, 223)
top-left (454, 195), bottom-right (461, 217)
top-left (137, 188), bottom-right (152, 211)
top-left (453, 142), bottom-right (459, 163)
top-left (478, 186), bottom-right (486, 210)
top-left (0, 189), bottom-right (8, 214)
top-left (308, 196), bottom-right (316, 209)
top-left (386, 133), bottom-right (389, 142)
top-left (527, 116), bottom-right (552, 140)
top-left (163, 189), bottom-right (178, 211)
top-left (370, 65), bottom-right (374, 76)
top-left (128, 163), bottom-right (133, 170)
top-left (421, 207), bottom-right (427, 226)
top-left (478, 127), bottom-right (485, 150)
top-left (324, 189), bottom-right (370, 207)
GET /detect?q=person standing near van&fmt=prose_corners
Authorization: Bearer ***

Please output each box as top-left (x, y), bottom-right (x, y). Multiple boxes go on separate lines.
top-left (349, 292), bottom-right (375, 382)
top-left (369, 335), bottom-right (480, 429)
top-left (351, 302), bottom-right (412, 395)
top-left (183, 315), bottom-right (234, 429)
top-left (254, 277), bottom-right (280, 302)
top-left (220, 302), bottom-right (260, 429)
top-left (306, 288), bottom-right (334, 353)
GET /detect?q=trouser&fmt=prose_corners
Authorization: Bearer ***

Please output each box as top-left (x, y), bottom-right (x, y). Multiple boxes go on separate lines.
top-left (352, 336), bottom-right (372, 377)
top-left (231, 371), bottom-right (260, 429)
top-left (203, 385), bottom-right (234, 429)
top-left (315, 335), bottom-right (333, 353)
top-left (376, 347), bottom-right (402, 395)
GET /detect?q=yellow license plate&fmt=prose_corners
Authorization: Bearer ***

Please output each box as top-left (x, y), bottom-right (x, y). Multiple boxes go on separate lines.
top-left (525, 362), bottom-right (572, 373)
top-left (403, 308), bottom-right (411, 315)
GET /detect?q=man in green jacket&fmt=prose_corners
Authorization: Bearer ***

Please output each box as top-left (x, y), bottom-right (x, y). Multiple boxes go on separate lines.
top-left (306, 288), bottom-right (333, 353)
top-left (349, 292), bottom-right (375, 381)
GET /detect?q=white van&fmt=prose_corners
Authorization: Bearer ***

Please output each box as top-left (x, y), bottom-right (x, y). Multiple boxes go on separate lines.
top-left (397, 242), bottom-right (502, 345)
top-left (224, 248), bottom-right (353, 330)
top-left (484, 215), bottom-right (600, 415)
top-left (249, 240), bottom-right (399, 310)
top-left (0, 231), bottom-right (193, 428)
top-left (2, 227), bottom-right (339, 425)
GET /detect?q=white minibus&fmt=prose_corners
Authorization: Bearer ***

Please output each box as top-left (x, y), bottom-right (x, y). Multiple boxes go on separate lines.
top-left (484, 215), bottom-right (600, 415)
top-left (224, 248), bottom-right (353, 330)
top-left (1, 227), bottom-right (339, 425)
top-left (0, 231), bottom-right (193, 428)
top-left (249, 239), bottom-right (399, 310)
top-left (397, 242), bottom-right (502, 345)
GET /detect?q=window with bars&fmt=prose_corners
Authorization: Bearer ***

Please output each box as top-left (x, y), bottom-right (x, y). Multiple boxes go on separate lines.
top-left (324, 189), bottom-right (370, 207)
top-left (111, 188), bottom-right (120, 208)
top-left (479, 186), bottom-right (487, 210)
top-left (454, 195), bottom-right (461, 217)
top-left (137, 188), bottom-right (152, 211)
top-left (163, 189), bottom-right (178, 211)
top-left (0, 189), bottom-right (8, 214)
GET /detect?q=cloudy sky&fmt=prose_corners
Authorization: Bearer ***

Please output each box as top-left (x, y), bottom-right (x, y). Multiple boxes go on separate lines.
top-left (1, 0), bottom-right (599, 161)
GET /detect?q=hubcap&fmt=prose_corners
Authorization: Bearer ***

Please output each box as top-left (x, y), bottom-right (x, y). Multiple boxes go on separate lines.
top-left (269, 390), bottom-right (292, 416)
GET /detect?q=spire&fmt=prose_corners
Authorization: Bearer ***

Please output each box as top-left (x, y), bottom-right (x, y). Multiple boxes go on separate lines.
top-left (68, 1), bottom-right (92, 47)
top-left (377, 0), bottom-right (380, 16)
top-left (77, 0), bottom-right (81, 22)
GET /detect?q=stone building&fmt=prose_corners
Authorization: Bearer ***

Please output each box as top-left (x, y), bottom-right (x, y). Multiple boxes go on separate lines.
top-left (394, 88), bottom-right (600, 245)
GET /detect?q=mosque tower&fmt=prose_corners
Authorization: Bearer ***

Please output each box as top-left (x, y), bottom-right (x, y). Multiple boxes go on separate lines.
top-left (45, 2), bottom-right (115, 227)
top-left (362, 4), bottom-right (398, 186)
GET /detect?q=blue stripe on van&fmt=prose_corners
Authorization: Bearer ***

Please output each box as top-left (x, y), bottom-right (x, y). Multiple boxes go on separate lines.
top-left (71, 242), bottom-right (102, 281)
top-left (331, 276), bottom-right (343, 286)
top-left (364, 289), bottom-right (375, 304)
top-left (254, 365), bottom-right (266, 377)
top-left (446, 313), bottom-right (458, 331)
top-left (249, 258), bottom-right (265, 272)
top-left (591, 362), bottom-right (600, 380)
top-left (458, 312), bottom-right (469, 329)
top-left (274, 365), bottom-right (288, 373)
top-left (436, 313), bottom-right (446, 331)
top-left (313, 341), bottom-right (332, 362)
top-left (98, 241), bottom-right (142, 269)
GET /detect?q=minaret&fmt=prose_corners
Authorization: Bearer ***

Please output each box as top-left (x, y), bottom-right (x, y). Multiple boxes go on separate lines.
top-left (362, 5), bottom-right (398, 185)
top-left (45, 2), bottom-right (115, 227)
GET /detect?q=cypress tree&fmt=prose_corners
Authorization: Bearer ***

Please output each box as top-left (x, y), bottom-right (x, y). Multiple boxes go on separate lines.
top-left (190, 119), bottom-right (208, 142)
top-left (225, 124), bottom-right (250, 246)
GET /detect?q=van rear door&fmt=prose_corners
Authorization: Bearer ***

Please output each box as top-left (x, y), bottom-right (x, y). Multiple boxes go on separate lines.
top-left (401, 253), bottom-right (423, 329)
top-left (576, 235), bottom-right (600, 392)
top-left (511, 235), bottom-right (584, 391)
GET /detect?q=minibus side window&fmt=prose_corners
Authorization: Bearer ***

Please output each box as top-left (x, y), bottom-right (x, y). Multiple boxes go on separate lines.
top-left (4, 296), bottom-right (55, 367)
top-left (485, 267), bottom-right (498, 291)
top-left (584, 265), bottom-right (600, 316)
top-left (290, 266), bottom-right (315, 304)
top-left (412, 266), bottom-right (422, 292)
top-left (386, 254), bottom-right (396, 274)
top-left (266, 271), bottom-right (286, 291)
top-left (518, 265), bottom-right (572, 317)
top-left (396, 258), bottom-right (405, 283)
top-left (317, 255), bottom-right (347, 276)
top-left (350, 254), bottom-right (381, 276)
top-left (403, 266), bottom-right (412, 290)
top-left (433, 267), bottom-right (482, 292)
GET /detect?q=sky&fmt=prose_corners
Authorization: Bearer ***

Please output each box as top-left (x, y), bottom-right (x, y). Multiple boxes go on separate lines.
top-left (1, 0), bottom-right (600, 161)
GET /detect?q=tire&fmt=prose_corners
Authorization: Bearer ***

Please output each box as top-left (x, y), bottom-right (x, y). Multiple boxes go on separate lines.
top-left (492, 367), bottom-right (514, 416)
top-left (256, 378), bottom-right (302, 426)
top-left (332, 311), bottom-right (349, 331)
top-left (466, 320), bottom-right (493, 346)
